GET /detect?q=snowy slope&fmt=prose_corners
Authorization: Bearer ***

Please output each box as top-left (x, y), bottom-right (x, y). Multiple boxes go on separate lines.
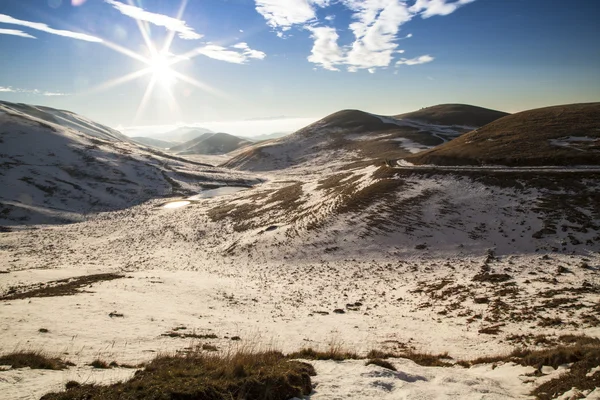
top-left (0, 102), bottom-right (257, 226)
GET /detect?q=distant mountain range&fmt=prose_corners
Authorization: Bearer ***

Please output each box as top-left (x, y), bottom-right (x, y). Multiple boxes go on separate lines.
top-left (138, 126), bottom-right (214, 143)
top-left (169, 132), bottom-right (253, 155)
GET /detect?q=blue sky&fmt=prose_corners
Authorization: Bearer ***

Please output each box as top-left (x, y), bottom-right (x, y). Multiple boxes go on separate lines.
top-left (0, 0), bottom-right (598, 131)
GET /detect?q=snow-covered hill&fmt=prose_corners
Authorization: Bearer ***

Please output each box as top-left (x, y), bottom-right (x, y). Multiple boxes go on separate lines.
top-left (223, 106), bottom-right (503, 171)
top-left (0, 102), bottom-right (257, 226)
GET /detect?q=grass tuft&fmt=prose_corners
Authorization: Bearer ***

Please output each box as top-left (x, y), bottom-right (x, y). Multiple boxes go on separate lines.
top-left (365, 358), bottom-right (397, 371)
top-left (0, 351), bottom-right (73, 370)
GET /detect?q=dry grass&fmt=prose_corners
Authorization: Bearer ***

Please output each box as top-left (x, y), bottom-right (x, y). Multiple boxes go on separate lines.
top-left (406, 102), bottom-right (600, 166)
top-left (365, 358), bottom-right (397, 371)
top-left (1, 273), bottom-right (124, 301)
top-left (0, 350), bottom-right (73, 370)
top-left (41, 350), bottom-right (315, 400)
top-left (395, 104), bottom-right (508, 127)
top-left (288, 344), bottom-right (360, 361)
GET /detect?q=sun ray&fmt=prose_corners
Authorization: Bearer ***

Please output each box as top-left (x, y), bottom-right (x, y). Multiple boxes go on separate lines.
top-left (83, 67), bottom-right (152, 95)
top-left (171, 71), bottom-right (231, 100)
top-left (161, 0), bottom-right (189, 55)
top-left (134, 75), bottom-right (157, 123)
top-left (100, 39), bottom-right (151, 65)
top-left (127, 0), bottom-right (157, 57)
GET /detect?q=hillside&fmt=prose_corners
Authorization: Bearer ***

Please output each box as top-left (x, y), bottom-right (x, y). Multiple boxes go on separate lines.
top-left (0, 102), bottom-right (256, 225)
top-left (405, 103), bottom-right (600, 166)
top-left (169, 132), bottom-right (252, 155)
top-left (131, 137), bottom-right (176, 149)
top-left (396, 104), bottom-right (509, 127)
top-left (223, 106), bottom-right (507, 171)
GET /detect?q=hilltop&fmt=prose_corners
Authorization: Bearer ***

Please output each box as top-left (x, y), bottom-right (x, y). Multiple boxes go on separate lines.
top-left (223, 105), bottom-right (507, 171)
top-left (405, 103), bottom-right (600, 166)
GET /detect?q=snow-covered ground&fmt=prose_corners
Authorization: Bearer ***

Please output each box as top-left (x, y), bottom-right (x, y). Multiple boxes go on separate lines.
top-left (1, 103), bottom-right (599, 399)
top-left (1, 160), bottom-right (599, 398)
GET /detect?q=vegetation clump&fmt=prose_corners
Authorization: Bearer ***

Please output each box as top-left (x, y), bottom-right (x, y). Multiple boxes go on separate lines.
top-left (40, 350), bottom-right (315, 400)
top-left (0, 351), bottom-right (73, 370)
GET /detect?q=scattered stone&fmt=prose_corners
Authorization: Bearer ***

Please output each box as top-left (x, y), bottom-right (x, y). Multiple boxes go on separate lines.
top-left (109, 311), bottom-right (124, 318)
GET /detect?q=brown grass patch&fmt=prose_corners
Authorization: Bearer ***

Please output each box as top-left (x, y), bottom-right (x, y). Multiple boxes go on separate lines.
top-left (41, 350), bottom-right (315, 400)
top-left (0, 351), bottom-right (73, 370)
top-left (1, 273), bottom-right (124, 301)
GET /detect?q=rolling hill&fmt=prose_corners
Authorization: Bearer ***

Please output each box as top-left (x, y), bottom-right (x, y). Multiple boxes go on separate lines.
top-left (0, 101), bottom-right (256, 225)
top-left (223, 105), bottom-right (508, 171)
top-left (405, 103), bottom-right (600, 166)
top-left (140, 126), bottom-right (214, 143)
top-left (169, 132), bottom-right (253, 155)
top-left (395, 104), bottom-right (509, 127)
top-left (131, 137), bottom-right (176, 149)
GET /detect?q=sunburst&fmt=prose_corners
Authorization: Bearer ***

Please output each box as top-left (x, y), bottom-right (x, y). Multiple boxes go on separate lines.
top-left (83, 0), bottom-right (227, 123)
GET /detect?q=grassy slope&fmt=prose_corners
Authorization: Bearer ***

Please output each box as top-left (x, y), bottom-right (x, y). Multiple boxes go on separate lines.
top-left (396, 104), bottom-right (509, 127)
top-left (406, 103), bottom-right (600, 166)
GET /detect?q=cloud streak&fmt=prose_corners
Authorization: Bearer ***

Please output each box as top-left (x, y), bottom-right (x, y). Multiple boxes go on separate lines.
top-left (193, 43), bottom-right (266, 64)
top-left (0, 86), bottom-right (68, 96)
top-left (104, 0), bottom-right (202, 40)
top-left (0, 28), bottom-right (36, 39)
top-left (396, 55), bottom-right (434, 65)
top-left (0, 14), bottom-right (103, 42)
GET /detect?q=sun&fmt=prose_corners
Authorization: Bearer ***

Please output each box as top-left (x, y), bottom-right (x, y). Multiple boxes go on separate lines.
top-left (149, 53), bottom-right (176, 87)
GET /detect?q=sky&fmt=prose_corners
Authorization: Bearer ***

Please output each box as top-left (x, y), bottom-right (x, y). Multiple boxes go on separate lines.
top-left (0, 0), bottom-right (598, 136)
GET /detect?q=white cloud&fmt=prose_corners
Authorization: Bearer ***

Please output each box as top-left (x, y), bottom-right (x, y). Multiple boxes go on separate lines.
top-left (232, 42), bottom-right (267, 60)
top-left (0, 28), bottom-right (36, 39)
top-left (306, 26), bottom-right (343, 71)
top-left (0, 14), bottom-right (102, 42)
top-left (252, 0), bottom-right (477, 71)
top-left (344, 0), bottom-right (414, 71)
top-left (411, 0), bottom-right (476, 18)
top-left (396, 54), bottom-right (434, 65)
top-left (194, 44), bottom-right (266, 64)
top-left (254, 0), bottom-right (330, 31)
top-left (104, 0), bottom-right (202, 40)
top-left (0, 86), bottom-right (68, 96)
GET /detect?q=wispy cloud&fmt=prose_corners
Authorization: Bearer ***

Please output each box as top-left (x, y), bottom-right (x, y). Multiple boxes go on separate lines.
top-left (411, 0), bottom-right (476, 18)
top-left (0, 86), bottom-right (68, 96)
top-left (254, 0), bottom-right (477, 72)
top-left (307, 26), bottom-right (343, 71)
top-left (232, 42), bottom-right (267, 60)
top-left (193, 43), bottom-right (266, 64)
top-left (0, 14), bottom-right (103, 42)
top-left (396, 55), bottom-right (434, 65)
top-left (254, 0), bottom-right (330, 32)
top-left (104, 0), bottom-right (202, 40)
top-left (0, 28), bottom-right (36, 39)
